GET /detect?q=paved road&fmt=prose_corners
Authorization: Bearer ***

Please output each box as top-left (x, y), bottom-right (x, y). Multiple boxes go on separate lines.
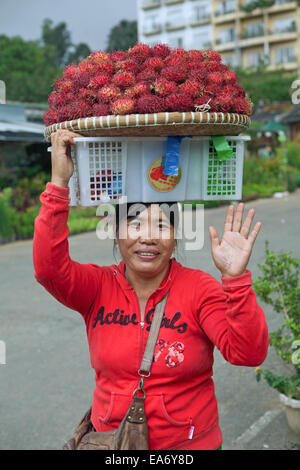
top-left (0, 191), bottom-right (300, 450)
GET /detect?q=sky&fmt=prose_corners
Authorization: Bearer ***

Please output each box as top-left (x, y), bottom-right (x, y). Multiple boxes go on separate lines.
top-left (0, 0), bottom-right (138, 51)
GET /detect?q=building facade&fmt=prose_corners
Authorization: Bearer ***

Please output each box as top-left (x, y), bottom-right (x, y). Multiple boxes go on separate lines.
top-left (137, 0), bottom-right (300, 73)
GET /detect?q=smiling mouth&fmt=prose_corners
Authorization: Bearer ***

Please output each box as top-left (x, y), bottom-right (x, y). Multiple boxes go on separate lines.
top-left (135, 251), bottom-right (160, 259)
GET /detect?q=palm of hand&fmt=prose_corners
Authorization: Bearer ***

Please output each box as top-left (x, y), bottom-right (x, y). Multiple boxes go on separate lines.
top-left (209, 203), bottom-right (261, 278)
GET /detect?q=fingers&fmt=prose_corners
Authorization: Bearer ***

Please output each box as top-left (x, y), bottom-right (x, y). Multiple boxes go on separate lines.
top-left (50, 129), bottom-right (81, 146)
top-left (248, 222), bottom-right (262, 246)
top-left (224, 203), bottom-right (262, 241)
top-left (209, 226), bottom-right (220, 249)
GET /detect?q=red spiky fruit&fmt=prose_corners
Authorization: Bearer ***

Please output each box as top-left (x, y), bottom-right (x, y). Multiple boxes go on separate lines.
top-left (89, 51), bottom-right (110, 63)
top-left (128, 43), bottom-right (152, 63)
top-left (89, 73), bottom-right (111, 89)
top-left (194, 94), bottom-right (213, 110)
top-left (97, 85), bottom-right (122, 103)
top-left (112, 71), bottom-right (136, 88)
top-left (223, 70), bottom-right (237, 84)
top-left (152, 43), bottom-right (171, 59)
top-left (125, 83), bottom-right (150, 98)
top-left (188, 50), bottom-right (204, 61)
top-left (110, 50), bottom-right (128, 62)
top-left (111, 97), bottom-right (136, 115)
top-left (79, 88), bottom-right (97, 104)
top-left (144, 57), bottom-right (164, 72)
top-left (115, 60), bottom-right (140, 75)
top-left (202, 50), bottom-right (222, 62)
top-left (161, 66), bottom-right (186, 83)
top-left (165, 93), bottom-right (194, 112)
top-left (215, 94), bottom-right (233, 113)
top-left (43, 108), bottom-right (59, 126)
top-left (153, 78), bottom-right (178, 97)
top-left (180, 80), bottom-right (205, 98)
top-left (63, 64), bottom-right (78, 80)
top-left (136, 69), bottom-right (158, 84)
top-left (92, 102), bottom-right (110, 116)
top-left (207, 72), bottom-right (224, 86)
top-left (137, 95), bottom-right (165, 113)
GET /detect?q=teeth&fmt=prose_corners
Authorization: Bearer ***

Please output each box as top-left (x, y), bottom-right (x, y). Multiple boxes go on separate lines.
top-left (139, 252), bottom-right (156, 256)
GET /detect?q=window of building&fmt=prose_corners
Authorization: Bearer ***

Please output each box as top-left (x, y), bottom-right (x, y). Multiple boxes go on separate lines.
top-left (192, 25), bottom-right (213, 49)
top-left (217, 0), bottom-right (236, 15)
top-left (274, 17), bottom-right (296, 34)
top-left (247, 51), bottom-right (266, 67)
top-left (143, 14), bottom-right (161, 34)
top-left (275, 46), bottom-right (296, 64)
top-left (166, 8), bottom-right (185, 29)
top-left (192, 1), bottom-right (211, 22)
top-left (244, 22), bottom-right (264, 38)
top-left (167, 36), bottom-right (184, 48)
top-left (218, 27), bottom-right (236, 44)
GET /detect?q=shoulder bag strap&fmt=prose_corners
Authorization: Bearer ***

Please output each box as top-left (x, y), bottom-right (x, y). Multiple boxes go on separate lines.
top-left (138, 292), bottom-right (169, 376)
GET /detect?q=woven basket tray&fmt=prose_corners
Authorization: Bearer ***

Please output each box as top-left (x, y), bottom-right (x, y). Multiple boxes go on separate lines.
top-left (44, 111), bottom-right (250, 140)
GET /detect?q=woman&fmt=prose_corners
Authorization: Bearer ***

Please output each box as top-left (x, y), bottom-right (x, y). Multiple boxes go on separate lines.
top-left (33, 129), bottom-right (268, 450)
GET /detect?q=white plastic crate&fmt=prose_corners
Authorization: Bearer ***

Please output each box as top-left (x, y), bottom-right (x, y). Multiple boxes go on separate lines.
top-left (63, 135), bottom-right (250, 206)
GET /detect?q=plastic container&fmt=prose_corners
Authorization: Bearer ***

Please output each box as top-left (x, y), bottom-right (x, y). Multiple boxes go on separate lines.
top-left (61, 135), bottom-right (250, 206)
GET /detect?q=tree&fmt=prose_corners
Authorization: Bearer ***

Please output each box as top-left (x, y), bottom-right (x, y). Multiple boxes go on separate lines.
top-left (106, 20), bottom-right (138, 52)
top-left (40, 18), bottom-right (91, 67)
top-left (234, 65), bottom-right (298, 105)
top-left (0, 34), bottom-right (60, 102)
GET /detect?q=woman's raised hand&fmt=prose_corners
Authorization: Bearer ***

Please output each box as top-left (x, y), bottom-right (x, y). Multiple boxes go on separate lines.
top-left (208, 203), bottom-right (262, 277)
top-left (50, 129), bottom-right (81, 188)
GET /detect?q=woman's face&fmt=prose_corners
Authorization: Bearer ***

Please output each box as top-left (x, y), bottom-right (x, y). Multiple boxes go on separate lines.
top-left (117, 204), bottom-right (175, 278)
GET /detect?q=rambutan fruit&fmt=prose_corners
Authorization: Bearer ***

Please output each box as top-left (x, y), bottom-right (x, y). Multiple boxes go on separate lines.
top-left (233, 96), bottom-right (253, 115)
top-left (137, 94), bottom-right (165, 114)
top-left (115, 60), bottom-right (140, 75)
top-left (79, 88), bottom-right (97, 105)
top-left (98, 85), bottom-right (122, 103)
top-left (67, 101), bottom-right (93, 120)
top-left (165, 93), bottom-right (194, 112)
top-left (161, 66), bottom-right (186, 83)
top-left (111, 97), bottom-right (136, 115)
top-left (152, 43), bottom-right (171, 59)
top-left (215, 94), bottom-right (233, 113)
top-left (125, 83), bottom-right (150, 98)
top-left (89, 73), bottom-right (111, 89)
top-left (165, 55), bottom-right (186, 69)
top-left (223, 70), bottom-right (237, 84)
top-left (63, 64), bottom-right (78, 80)
top-left (207, 72), bottom-right (224, 86)
top-left (89, 51), bottom-right (110, 63)
top-left (188, 68), bottom-right (207, 83)
top-left (170, 48), bottom-right (189, 61)
top-left (92, 102), bottom-right (110, 116)
top-left (205, 61), bottom-right (223, 73)
top-left (43, 108), bottom-right (59, 126)
top-left (153, 78), bottom-right (178, 97)
top-left (136, 69), bottom-right (158, 84)
top-left (112, 71), bottom-right (136, 88)
top-left (128, 43), bottom-right (152, 63)
top-left (94, 60), bottom-right (115, 76)
top-left (110, 50), bottom-right (128, 62)
top-left (179, 80), bottom-right (205, 98)
top-left (202, 50), bottom-right (222, 62)
top-left (144, 56), bottom-right (164, 72)
top-left (188, 50), bottom-right (204, 61)
top-left (234, 85), bottom-right (246, 97)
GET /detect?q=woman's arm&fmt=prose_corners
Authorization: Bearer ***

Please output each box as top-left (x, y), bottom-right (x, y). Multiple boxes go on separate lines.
top-left (196, 203), bottom-right (268, 366)
top-left (196, 271), bottom-right (269, 366)
top-left (33, 130), bottom-right (101, 318)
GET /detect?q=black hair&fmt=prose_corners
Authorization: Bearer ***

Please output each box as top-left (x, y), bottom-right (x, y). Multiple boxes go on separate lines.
top-left (115, 201), bottom-right (180, 237)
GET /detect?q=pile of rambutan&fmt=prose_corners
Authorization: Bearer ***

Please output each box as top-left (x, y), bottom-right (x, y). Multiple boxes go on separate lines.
top-left (43, 43), bottom-right (252, 126)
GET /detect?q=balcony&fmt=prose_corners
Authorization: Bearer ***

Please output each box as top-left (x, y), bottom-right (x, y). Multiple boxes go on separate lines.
top-left (164, 0), bottom-right (184, 5)
top-left (239, 0), bottom-right (297, 15)
top-left (165, 19), bottom-right (186, 31)
top-left (142, 23), bottom-right (163, 35)
top-left (190, 12), bottom-right (211, 26)
top-left (142, 0), bottom-right (162, 10)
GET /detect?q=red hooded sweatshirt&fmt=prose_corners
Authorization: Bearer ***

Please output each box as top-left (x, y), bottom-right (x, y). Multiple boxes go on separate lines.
top-left (33, 182), bottom-right (269, 451)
